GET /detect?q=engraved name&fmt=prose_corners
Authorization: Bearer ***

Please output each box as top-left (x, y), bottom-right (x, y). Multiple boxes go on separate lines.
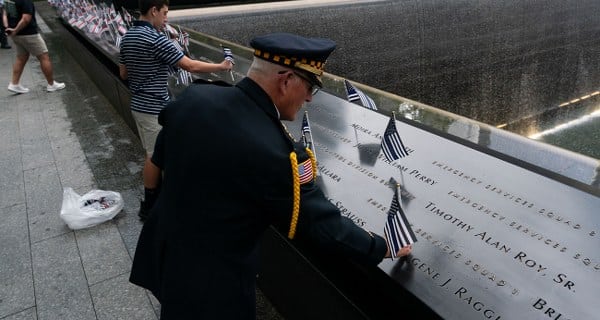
top-left (431, 160), bottom-right (484, 185)
top-left (446, 190), bottom-right (569, 255)
top-left (350, 123), bottom-right (380, 138)
top-left (346, 161), bottom-right (380, 181)
top-left (454, 286), bottom-right (503, 320)
top-left (413, 227), bottom-right (515, 293)
top-left (318, 165), bottom-right (342, 182)
top-left (447, 190), bottom-right (507, 222)
top-left (313, 122), bottom-right (353, 144)
top-left (315, 142), bottom-right (349, 164)
top-left (327, 198), bottom-right (367, 227)
top-left (532, 298), bottom-right (573, 320)
top-left (407, 169), bottom-right (437, 185)
top-left (425, 202), bottom-right (474, 232)
top-left (406, 256), bottom-right (453, 288)
top-left (432, 160), bottom-right (591, 236)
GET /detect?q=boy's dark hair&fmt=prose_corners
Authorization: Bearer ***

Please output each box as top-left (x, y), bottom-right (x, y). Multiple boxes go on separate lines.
top-left (138, 0), bottom-right (169, 15)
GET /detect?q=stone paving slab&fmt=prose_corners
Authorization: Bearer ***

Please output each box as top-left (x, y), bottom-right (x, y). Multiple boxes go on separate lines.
top-left (0, 151), bottom-right (25, 209)
top-left (0, 3), bottom-right (285, 319)
top-left (75, 222), bottom-right (132, 286)
top-left (31, 232), bottom-right (96, 320)
top-left (0, 7), bottom-right (154, 320)
top-left (0, 204), bottom-right (34, 317)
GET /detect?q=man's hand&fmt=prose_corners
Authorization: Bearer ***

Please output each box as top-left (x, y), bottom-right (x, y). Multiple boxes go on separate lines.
top-left (395, 244), bottom-right (412, 257)
top-left (385, 243), bottom-right (413, 259)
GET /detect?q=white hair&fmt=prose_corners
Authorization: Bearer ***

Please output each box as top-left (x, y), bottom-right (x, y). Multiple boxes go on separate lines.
top-left (248, 57), bottom-right (289, 77)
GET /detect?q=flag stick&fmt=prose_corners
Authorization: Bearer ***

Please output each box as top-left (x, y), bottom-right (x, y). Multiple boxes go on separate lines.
top-left (220, 44), bottom-right (235, 82)
top-left (302, 110), bottom-right (319, 163)
top-left (304, 111), bottom-right (318, 166)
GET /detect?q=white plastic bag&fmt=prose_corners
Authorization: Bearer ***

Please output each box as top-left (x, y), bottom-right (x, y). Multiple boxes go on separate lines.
top-left (60, 187), bottom-right (124, 230)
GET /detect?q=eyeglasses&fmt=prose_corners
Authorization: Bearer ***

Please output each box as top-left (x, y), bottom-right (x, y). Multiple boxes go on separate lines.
top-left (279, 70), bottom-right (320, 96)
top-left (292, 71), bottom-right (320, 96)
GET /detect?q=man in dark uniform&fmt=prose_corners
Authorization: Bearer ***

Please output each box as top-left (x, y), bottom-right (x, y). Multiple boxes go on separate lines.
top-left (129, 32), bottom-right (412, 319)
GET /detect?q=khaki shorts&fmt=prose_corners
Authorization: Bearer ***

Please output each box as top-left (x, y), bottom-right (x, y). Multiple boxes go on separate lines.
top-left (12, 34), bottom-right (48, 57)
top-left (132, 111), bottom-right (161, 157)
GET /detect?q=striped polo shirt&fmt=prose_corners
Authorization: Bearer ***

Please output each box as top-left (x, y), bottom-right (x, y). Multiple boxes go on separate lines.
top-left (119, 21), bottom-right (184, 115)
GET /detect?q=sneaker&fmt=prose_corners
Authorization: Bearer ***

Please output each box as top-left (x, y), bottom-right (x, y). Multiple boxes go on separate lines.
top-left (7, 83), bottom-right (29, 94)
top-left (47, 81), bottom-right (66, 92)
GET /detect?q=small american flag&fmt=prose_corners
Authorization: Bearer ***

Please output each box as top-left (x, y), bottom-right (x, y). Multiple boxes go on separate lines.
top-left (301, 112), bottom-right (312, 149)
top-left (222, 46), bottom-right (234, 63)
top-left (344, 79), bottom-right (377, 110)
top-left (222, 46), bottom-right (235, 81)
top-left (177, 69), bottom-right (192, 86)
top-left (299, 112), bottom-right (318, 173)
top-left (384, 187), bottom-right (417, 260)
top-left (381, 115), bottom-right (409, 161)
top-left (298, 159), bottom-right (314, 184)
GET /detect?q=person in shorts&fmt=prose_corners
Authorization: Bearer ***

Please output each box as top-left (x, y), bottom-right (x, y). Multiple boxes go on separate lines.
top-left (118, 0), bottom-right (232, 221)
top-left (0, 0), bottom-right (11, 49)
top-left (3, 0), bottom-right (65, 93)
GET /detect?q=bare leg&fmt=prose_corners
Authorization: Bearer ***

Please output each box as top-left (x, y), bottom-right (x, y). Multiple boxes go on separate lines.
top-left (11, 53), bottom-right (30, 84)
top-left (37, 52), bottom-right (54, 85)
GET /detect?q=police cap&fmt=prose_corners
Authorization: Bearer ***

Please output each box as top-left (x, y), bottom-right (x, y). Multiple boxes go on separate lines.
top-left (250, 33), bottom-right (336, 87)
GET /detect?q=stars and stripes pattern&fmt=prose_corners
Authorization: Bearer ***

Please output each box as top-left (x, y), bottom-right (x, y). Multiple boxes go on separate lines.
top-left (301, 112), bottom-right (313, 150)
top-left (53, 0), bottom-right (130, 46)
top-left (298, 159), bottom-right (314, 184)
top-left (384, 188), bottom-right (417, 260)
top-left (223, 46), bottom-right (234, 63)
top-left (222, 46), bottom-right (235, 81)
top-left (344, 79), bottom-right (378, 110)
top-left (381, 115), bottom-right (409, 161)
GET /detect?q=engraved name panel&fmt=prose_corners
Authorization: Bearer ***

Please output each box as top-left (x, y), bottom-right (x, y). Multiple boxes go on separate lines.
top-left (285, 92), bottom-right (599, 320)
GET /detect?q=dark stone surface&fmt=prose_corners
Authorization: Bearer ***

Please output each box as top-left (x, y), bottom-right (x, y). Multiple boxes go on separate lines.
top-left (174, 0), bottom-right (600, 159)
top-left (277, 92), bottom-right (599, 320)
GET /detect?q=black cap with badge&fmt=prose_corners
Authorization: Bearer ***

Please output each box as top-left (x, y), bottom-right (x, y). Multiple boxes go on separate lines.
top-left (249, 32), bottom-right (336, 87)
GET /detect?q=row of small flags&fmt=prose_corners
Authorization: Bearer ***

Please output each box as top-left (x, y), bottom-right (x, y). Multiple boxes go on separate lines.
top-left (163, 24), bottom-right (193, 85)
top-left (49, 0), bottom-right (237, 86)
top-left (343, 78), bottom-right (409, 161)
top-left (299, 112), bottom-right (416, 255)
top-left (49, 0), bottom-right (130, 46)
top-left (298, 111), bottom-right (409, 172)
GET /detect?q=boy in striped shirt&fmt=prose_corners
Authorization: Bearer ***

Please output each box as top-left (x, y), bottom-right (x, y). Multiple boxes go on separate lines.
top-left (119, 0), bottom-right (232, 221)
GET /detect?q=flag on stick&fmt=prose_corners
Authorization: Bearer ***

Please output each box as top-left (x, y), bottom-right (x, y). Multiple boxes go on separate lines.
top-left (300, 111), bottom-right (318, 166)
top-left (381, 113), bottom-right (409, 161)
top-left (384, 185), bottom-right (417, 260)
top-left (301, 112), bottom-right (312, 149)
top-left (176, 26), bottom-right (190, 55)
top-left (344, 79), bottom-right (378, 110)
top-left (222, 46), bottom-right (235, 81)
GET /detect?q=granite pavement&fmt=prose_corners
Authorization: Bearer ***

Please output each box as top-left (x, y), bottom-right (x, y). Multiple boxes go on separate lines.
top-left (0, 10), bottom-right (283, 320)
